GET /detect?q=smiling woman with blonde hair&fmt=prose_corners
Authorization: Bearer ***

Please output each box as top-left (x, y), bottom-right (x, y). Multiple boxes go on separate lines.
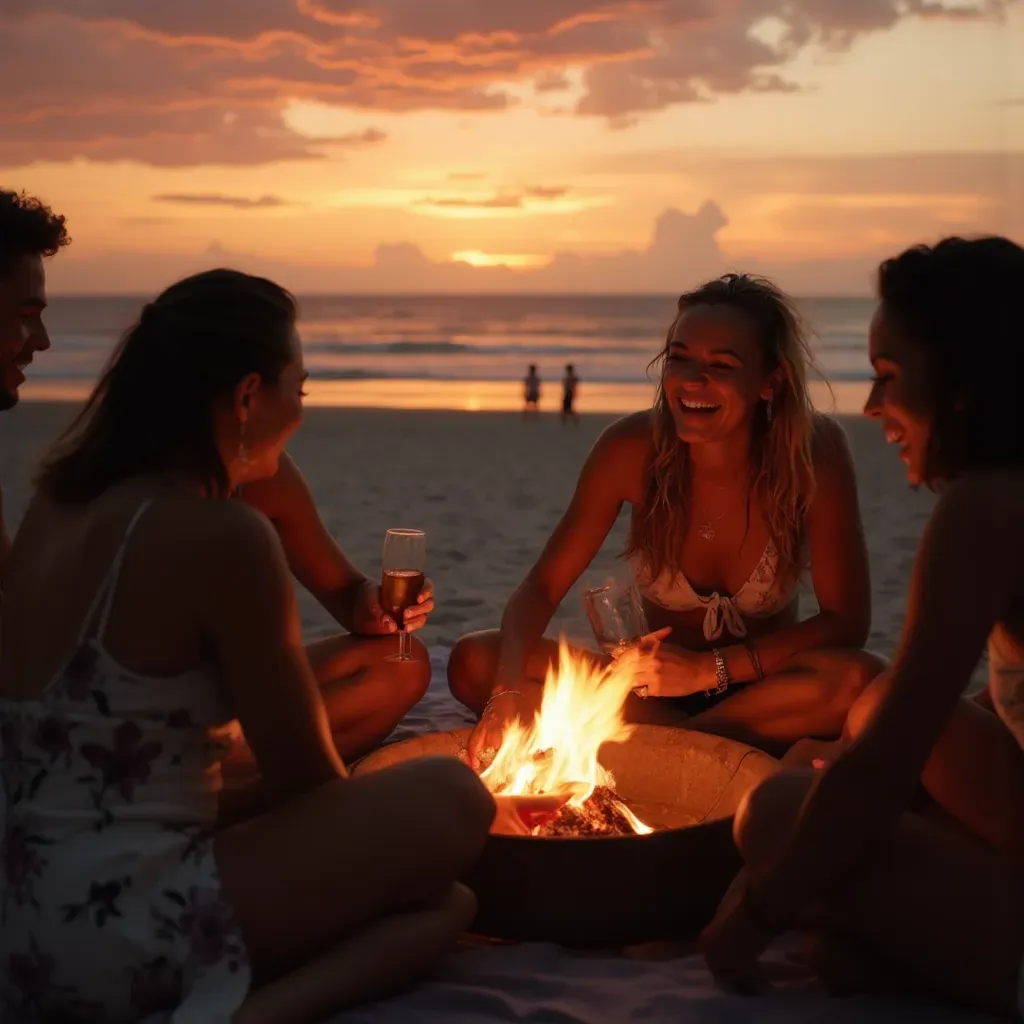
top-left (449, 272), bottom-right (885, 765)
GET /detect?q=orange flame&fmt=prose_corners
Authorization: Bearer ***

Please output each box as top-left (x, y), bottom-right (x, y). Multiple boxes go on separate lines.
top-left (480, 639), bottom-right (652, 834)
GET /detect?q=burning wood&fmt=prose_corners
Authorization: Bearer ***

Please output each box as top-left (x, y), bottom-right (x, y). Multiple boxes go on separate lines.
top-left (535, 785), bottom-right (636, 837)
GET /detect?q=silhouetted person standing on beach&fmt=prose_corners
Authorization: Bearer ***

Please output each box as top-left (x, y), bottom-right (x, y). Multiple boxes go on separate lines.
top-left (561, 363), bottom-right (579, 425)
top-left (523, 364), bottom-right (541, 419)
top-left (0, 189), bottom-right (70, 579)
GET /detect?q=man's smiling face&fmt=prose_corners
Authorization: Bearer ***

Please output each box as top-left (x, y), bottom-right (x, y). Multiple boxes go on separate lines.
top-left (0, 254), bottom-right (50, 410)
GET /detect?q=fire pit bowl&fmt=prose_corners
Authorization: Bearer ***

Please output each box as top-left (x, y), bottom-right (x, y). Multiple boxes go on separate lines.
top-left (354, 725), bottom-right (780, 946)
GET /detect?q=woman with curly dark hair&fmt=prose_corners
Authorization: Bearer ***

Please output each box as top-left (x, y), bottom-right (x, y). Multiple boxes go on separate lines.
top-left (700, 236), bottom-right (1024, 1019)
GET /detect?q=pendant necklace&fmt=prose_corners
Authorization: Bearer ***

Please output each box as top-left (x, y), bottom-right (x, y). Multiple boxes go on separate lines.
top-left (697, 509), bottom-right (729, 542)
top-left (695, 471), bottom-right (748, 542)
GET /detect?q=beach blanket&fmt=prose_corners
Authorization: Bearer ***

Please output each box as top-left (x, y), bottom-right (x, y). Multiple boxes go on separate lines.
top-left (330, 649), bottom-right (999, 1023)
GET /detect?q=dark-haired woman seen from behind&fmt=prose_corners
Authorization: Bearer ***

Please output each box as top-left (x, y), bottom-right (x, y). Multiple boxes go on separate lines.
top-left (0, 269), bottom-right (495, 1023)
top-left (450, 273), bottom-right (884, 765)
top-left (699, 237), bottom-right (1024, 1019)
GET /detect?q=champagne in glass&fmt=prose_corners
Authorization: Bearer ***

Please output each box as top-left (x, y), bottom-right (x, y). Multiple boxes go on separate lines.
top-left (382, 528), bottom-right (426, 663)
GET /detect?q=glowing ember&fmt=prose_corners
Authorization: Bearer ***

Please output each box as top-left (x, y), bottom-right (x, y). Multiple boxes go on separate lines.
top-left (480, 640), bottom-right (653, 836)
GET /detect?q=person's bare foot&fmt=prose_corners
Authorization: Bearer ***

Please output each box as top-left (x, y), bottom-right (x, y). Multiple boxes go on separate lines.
top-left (781, 737), bottom-right (846, 770)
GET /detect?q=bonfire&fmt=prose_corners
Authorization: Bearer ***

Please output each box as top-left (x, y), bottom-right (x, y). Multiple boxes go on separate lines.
top-left (479, 641), bottom-right (653, 836)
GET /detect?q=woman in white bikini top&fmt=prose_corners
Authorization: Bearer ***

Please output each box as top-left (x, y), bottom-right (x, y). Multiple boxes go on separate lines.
top-left (629, 536), bottom-right (804, 643)
top-left (452, 272), bottom-right (885, 763)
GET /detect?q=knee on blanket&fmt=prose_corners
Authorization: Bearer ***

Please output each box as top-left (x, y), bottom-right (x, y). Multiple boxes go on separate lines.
top-left (843, 665), bottom-right (893, 741)
top-left (447, 631), bottom-right (499, 712)
top-left (828, 651), bottom-right (889, 720)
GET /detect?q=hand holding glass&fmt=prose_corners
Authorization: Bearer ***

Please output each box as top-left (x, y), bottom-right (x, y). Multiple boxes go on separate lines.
top-left (582, 579), bottom-right (649, 657)
top-left (382, 529), bottom-right (426, 663)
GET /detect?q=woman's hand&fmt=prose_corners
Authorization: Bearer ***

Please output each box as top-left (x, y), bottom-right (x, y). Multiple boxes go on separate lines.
top-left (618, 635), bottom-right (716, 698)
top-left (400, 577), bottom-right (434, 632)
top-left (350, 577), bottom-right (435, 636)
top-left (699, 871), bottom-right (777, 994)
top-left (467, 690), bottom-right (525, 771)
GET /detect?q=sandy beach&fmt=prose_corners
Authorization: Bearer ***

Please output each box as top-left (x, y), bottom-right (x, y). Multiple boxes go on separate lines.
top-left (0, 400), bottom-right (992, 1024)
top-left (1, 400), bottom-right (939, 666)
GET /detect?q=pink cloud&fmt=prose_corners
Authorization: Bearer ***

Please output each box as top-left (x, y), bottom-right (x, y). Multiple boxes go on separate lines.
top-left (0, 1), bottom-right (1012, 167)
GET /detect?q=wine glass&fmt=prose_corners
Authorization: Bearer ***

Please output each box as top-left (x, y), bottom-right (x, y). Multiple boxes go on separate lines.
top-left (582, 578), bottom-right (649, 657)
top-left (382, 528), bottom-right (426, 663)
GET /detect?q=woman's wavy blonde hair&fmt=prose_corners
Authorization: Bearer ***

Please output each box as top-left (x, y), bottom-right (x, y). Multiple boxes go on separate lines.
top-left (626, 273), bottom-right (821, 583)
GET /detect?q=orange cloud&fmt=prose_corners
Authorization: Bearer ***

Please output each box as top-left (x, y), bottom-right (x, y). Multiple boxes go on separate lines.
top-left (152, 193), bottom-right (293, 209)
top-left (524, 185), bottom-right (570, 199)
top-left (0, 1), bottom-right (1012, 167)
top-left (414, 187), bottom-right (576, 214)
top-left (419, 194), bottom-right (524, 209)
top-left (47, 197), bottom-right (919, 300)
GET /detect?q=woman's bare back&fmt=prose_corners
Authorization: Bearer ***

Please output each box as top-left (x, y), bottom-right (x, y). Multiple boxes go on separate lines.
top-left (0, 482), bottom-right (218, 701)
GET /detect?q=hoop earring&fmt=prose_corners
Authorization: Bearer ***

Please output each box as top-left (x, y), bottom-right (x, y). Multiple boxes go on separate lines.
top-left (238, 421), bottom-right (250, 467)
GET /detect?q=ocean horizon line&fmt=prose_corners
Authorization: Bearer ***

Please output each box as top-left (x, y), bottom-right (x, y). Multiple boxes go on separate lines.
top-left (46, 291), bottom-right (873, 302)
top-left (20, 377), bottom-right (872, 417)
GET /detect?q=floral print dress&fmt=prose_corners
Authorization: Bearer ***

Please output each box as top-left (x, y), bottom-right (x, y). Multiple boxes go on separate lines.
top-left (0, 501), bottom-right (252, 1022)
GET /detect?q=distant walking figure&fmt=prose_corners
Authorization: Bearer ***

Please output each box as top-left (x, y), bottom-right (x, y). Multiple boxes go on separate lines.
top-left (523, 364), bottom-right (541, 419)
top-left (561, 364), bottom-right (579, 425)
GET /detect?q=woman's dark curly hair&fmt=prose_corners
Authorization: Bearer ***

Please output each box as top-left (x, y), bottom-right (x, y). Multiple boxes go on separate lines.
top-left (877, 235), bottom-right (1024, 485)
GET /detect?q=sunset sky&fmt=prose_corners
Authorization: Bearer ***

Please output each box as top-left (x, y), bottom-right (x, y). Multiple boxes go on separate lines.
top-left (2, 0), bottom-right (1021, 295)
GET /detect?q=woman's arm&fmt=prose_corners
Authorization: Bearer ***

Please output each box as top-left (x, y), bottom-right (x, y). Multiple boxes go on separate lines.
top-left (491, 415), bottom-right (647, 694)
top-left (198, 502), bottom-right (347, 802)
top-left (241, 452), bottom-right (390, 636)
top-left (747, 472), bottom-right (1024, 925)
top-left (718, 416), bottom-right (872, 683)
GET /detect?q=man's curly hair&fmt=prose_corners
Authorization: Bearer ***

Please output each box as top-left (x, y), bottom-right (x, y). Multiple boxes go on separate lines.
top-left (0, 189), bottom-right (71, 278)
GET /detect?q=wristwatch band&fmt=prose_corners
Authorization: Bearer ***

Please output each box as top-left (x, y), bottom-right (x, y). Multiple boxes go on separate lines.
top-left (707, 648), bottom-right (730, 696)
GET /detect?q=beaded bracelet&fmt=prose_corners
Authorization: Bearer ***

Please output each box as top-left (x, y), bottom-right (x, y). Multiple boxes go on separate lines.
top-left (483, 689), bottom-right (522, 712)
top-left (744, 642), bottom-right (764, 682)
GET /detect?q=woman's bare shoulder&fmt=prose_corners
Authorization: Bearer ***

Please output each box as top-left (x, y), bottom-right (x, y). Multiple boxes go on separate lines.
top-left (940, 469), bottom-right (1024, 521)
top-left (810, 413), bottom-right (853, 460)
top-left (807, 413), bottom-right (859, 492)
top-left (583, 411), bottom-right (653, 494)
top-left (69, 490), bottom-right (288, 586)
top-left (594, 410), bottom-right (654, 458)
top-left (169, 496), bottom-right (282, 564)
top-left (141, 498), bottom-right (293, 623)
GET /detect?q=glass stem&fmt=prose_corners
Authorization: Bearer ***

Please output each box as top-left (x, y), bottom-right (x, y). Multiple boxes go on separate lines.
top-left (398, 628), bottom-right (411, 660)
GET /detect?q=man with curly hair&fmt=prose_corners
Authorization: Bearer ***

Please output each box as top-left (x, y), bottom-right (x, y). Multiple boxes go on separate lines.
top-left (0, 188), bottom-right (71, 575)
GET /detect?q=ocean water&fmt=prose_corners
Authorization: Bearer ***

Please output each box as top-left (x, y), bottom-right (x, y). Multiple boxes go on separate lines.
top-left (26, 294), bottom-right (876, 413)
